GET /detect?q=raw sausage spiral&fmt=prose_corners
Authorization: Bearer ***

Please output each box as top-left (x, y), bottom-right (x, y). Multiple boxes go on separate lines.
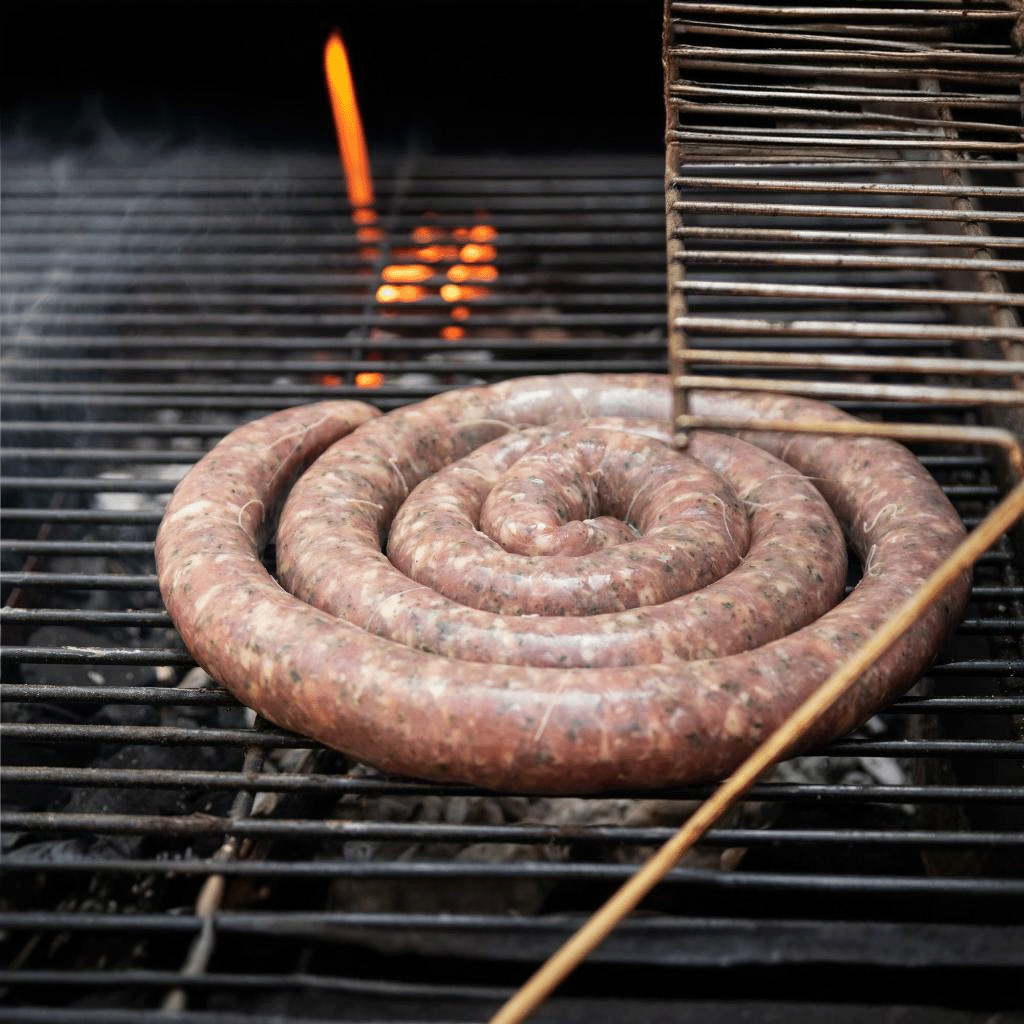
top-left (156, 374), bottom-right (969, 793)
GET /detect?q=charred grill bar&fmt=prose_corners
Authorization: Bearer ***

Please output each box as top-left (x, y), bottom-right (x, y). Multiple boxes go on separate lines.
top-left (3, 2), bottom-right (1024, 1021)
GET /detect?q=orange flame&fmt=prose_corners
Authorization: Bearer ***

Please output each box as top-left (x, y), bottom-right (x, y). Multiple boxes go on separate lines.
top-left (356, 371), bottom-right (385, 388)
top-left (324, 31), bottom-right (374, 211)
top-left (441, 326), bottom-right (465, 340)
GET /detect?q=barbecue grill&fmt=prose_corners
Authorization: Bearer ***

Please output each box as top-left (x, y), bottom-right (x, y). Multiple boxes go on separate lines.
top-left (2, 1), bottom-right (1023, 1021)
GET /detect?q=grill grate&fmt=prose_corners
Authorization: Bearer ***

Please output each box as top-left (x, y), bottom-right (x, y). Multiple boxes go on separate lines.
top-left (3, 17), bottom-right (1024, 1016)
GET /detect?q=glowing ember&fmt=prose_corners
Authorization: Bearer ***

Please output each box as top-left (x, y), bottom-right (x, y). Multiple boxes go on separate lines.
top-left (441, 284), bottom-right (490, 302)
top-left (459, 243), bottom-right (497, 263)
top-left (441, 326), bottom-right (465, 340)
top-left (324, 31), bottom-right (374, 211)
top-left (416, 245), bottom-right (460, 263)
top-left (376, 284), bottom-right (428, 303)
top-left (448, 264), bottom-right (498, 283)
top-left (412, 225), bottom-right (447, 243)
top-left (451, 305), bottom-right (471, 321)
top-left (356, 371), bottom-right (385, 388)
top-left (381, 264), bottom-right (433, 283)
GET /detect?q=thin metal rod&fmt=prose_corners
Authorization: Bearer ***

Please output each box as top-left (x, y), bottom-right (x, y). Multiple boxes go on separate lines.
top-left (680, 251), bottom-right (1024, 272)
top-left (672, 413), bottom-right (1024, 480)
top-left (488, 480), bottom-right (1024, 1024)
top-left (674, 226), bottom-right (1024, 248)
top-left (678, 348), bottom-right (1024, 376)
top-left (669, 4), bottom-right (1015, 20)
top-left (670, 85), bottom-right (1023, 109)
top-left (671, 176), bottom-right (1024, 198)
top-left (679, 279), bottom-right (1024, 306)
top-left (673, 373), bottom-right (1024, 406)
top-left (675, 315), bottom-right (1024, 341)
top-left (672, 200), bottom-right (1024, 222)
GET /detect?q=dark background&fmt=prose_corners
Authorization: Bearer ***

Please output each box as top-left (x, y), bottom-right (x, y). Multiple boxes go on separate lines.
top-left (2, 1), bottom-right (664, 156)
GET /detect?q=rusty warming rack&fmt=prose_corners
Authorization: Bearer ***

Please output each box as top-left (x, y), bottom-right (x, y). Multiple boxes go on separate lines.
top-left (664, 0), bottom-right (1024, 459)
top-left (489, 3), bottom-right (1024, 1021)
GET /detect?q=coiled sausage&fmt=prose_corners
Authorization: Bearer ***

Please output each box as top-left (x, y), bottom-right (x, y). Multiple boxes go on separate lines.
top-left (156, 375), bottom-right (969, 793)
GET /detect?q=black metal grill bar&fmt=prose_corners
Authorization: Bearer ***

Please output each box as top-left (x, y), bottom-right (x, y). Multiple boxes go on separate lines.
top-left (0, 574), bottom-right (161, 590)
top-left (4, 290), bottom-right (667, 309)
top-left (0, 248), bottom-right (670, 270)
top-left (0, 229), bottom-right (666, 250)
top-left (1, 190), bottom-right (664, 211)
top-left (0, 968), bottom-right (510, 1003)
top-left (4, 310), bottom-right (666, 329)
top-left (8, 288), bottom-right (1023, 315)
top-left (2, 911), bottom-right (1023, 951)
top-left (0, 173), bottom-right (671, 194)
top-left (1, 269), bottom-right (670, 289)
top-left (4, 762), bottom-right (1023, 806)
top-left (2, 861), bottom-right (1023, 902)
top-left (0, 336), bottom-right (669, 354)
top-left (0, 609), bottom-right (172, 624)
top-left (9, 811), bottom-right (1023, 848)
top-left (0, 508), bottom-right (163, 524)
top-left (1, 540), bottom-right (157, 555)
top-left (0, 358), bottom-right (668, 377)
top-left (0, 191), bottom-right (670, 213)
top-left (2, 647), bottom-right (192, 663)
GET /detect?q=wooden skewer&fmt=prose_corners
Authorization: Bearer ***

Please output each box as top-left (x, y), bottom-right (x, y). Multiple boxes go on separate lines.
top-left (490, 479), bottom-right (1024, 1024)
